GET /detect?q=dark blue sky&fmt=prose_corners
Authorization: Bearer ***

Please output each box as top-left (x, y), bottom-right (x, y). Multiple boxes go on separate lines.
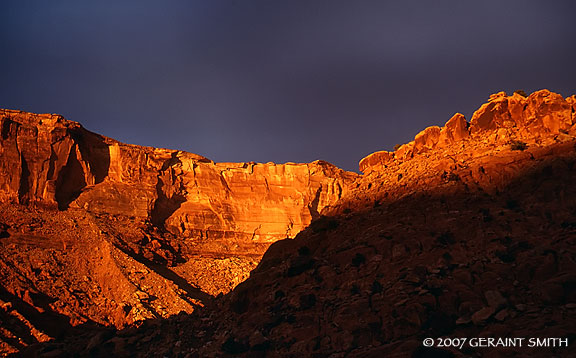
top-left (1, 1), bottom-right (575, 171)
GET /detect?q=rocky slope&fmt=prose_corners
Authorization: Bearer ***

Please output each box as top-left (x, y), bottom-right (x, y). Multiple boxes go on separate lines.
top-left (4, 89), bottom-right (576, 357)
top-left (348, 90), bottom-right (576, 210)
top-left (0, 109), bottom-right (355, 355)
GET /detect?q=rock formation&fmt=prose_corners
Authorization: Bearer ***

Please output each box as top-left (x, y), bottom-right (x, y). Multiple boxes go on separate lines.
top-left (345, 90), bottom-right (576, 211)
top-left (359, 90), bottom-right (574, 174)
top-left (0, 109), bottom-right (355, 242)
top-left (2, 89), bottom-right (576, 357)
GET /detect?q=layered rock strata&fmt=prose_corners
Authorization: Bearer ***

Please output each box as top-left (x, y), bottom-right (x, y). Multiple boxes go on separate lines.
top-left (0, 109), bottom-right (355, 243)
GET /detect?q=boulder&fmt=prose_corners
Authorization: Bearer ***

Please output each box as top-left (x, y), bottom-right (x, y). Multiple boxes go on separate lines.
top-left (359, 151), bottom-right (393, 172)
top-left (414, 126), bottom-right (441, 153)
top-left (469, 93), bottom-right (511, 133)
top-left (438, 113), bottom-right (469, 146)
top-left (524, 89), bottom-right (572, 134)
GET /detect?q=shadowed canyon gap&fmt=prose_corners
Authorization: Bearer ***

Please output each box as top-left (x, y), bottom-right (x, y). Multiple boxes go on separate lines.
top-left (1, 89), bottom-right (576, 357)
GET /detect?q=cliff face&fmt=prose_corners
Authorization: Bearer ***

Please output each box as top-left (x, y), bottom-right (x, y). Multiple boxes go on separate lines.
top-left (0, 109), bottom-right (355, 242)
top-left (0, 111), bottom-right (109, 208)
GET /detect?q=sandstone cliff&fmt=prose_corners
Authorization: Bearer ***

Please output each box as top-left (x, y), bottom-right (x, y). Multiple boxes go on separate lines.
top-left (0, 109), bottom-right (355, 242)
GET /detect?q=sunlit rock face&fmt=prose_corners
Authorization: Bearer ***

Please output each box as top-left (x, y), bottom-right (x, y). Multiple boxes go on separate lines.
top-left (349, 90), bottom-right (576, 212)
top-left (0, 109), bottom-right (356, 243)
top-left (159, 160), bottom-right (351, 243)
top-left (0, 111), bottom-right (110, 208)
top-left (73, 142), bottom-right (354, 243)
top-left (359, 90), bottom-right (574, 174)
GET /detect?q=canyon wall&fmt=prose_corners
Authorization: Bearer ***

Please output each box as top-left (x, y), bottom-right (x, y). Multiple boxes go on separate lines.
top-left (0, 109), bottom-right (356, 243)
